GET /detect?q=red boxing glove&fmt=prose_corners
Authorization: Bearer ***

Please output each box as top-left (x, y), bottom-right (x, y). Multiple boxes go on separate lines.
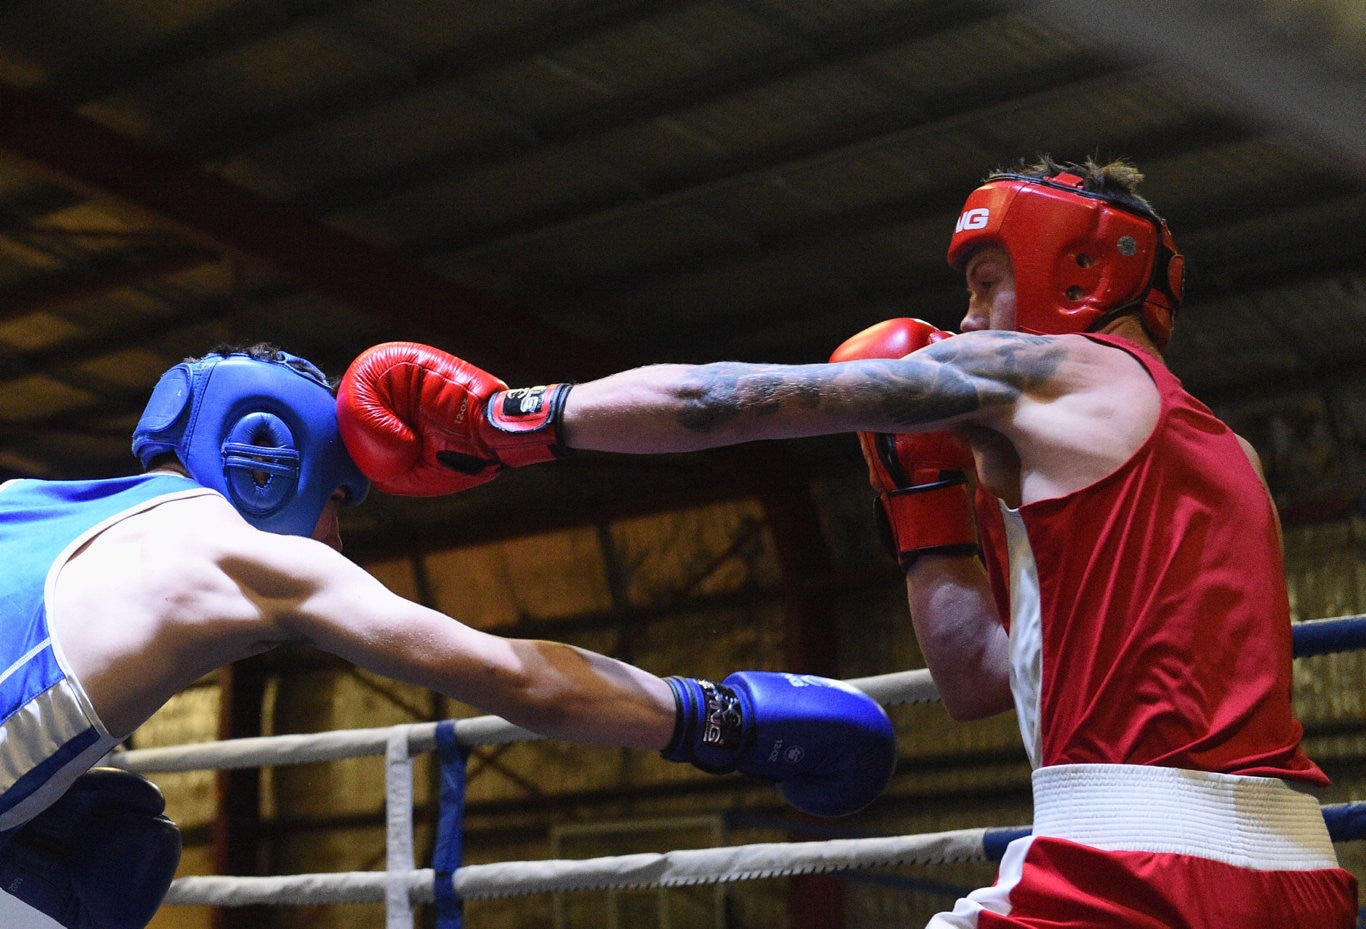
top-left (337, 342), bottom-right (572, 497)
top-left (830, 319), bottom-right (979, 568)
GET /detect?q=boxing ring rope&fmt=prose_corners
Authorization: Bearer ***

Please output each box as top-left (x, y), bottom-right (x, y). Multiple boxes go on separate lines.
top-left (106, 613), bottom-right (1366, 927)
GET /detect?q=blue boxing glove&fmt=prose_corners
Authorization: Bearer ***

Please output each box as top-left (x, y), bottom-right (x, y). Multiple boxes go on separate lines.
top-left (663, 671), bottom-right (896, 817)
top-left (0, 768), bottom-right (182, 929)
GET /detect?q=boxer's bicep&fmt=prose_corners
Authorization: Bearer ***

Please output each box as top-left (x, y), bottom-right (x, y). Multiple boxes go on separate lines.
top-left (246, 538), bottom-right (514, 699)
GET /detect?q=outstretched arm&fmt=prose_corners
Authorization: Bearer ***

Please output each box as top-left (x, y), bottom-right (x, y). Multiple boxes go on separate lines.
top-left (252, 535), bottom-right (679, 749)
top-left (201, 529), bottom-right (897, 817)
top-left (560, 353), bottom-right (987, 453)
top-left (335, 333), bottom-right (1061, 494)
top-left (559, 329), bottom-right (1074, 454)
top-left (52, 492), bottom-right (674, 748)
top-left (240, 529), bottom-right (897, 816)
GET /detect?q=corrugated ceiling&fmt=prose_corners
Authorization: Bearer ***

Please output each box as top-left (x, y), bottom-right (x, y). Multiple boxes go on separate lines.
top-left (0, 0), bottom-right (1361, 556)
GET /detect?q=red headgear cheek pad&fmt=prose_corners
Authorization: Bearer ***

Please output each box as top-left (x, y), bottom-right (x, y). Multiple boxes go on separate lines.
top-left (947, 173), bottom-right (1181, 348)
top-left (1142, 227), bottom-right (1185, 351)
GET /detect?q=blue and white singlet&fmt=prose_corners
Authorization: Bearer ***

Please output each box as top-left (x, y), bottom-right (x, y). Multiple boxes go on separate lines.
top-left (0, 473), bottom-right (213, 835)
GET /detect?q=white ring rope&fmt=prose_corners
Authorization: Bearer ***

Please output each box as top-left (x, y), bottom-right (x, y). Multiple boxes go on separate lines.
top-left (108, 613), bottom-right (1363, 911)
top-left (108, 715), bottom-right (541, 774)
top-left (164, 826), bottom-right (1009, 906)
top-left (107, 668), bottom-right (939, 775)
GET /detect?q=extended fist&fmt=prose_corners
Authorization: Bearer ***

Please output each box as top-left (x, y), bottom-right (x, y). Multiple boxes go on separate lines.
top-left (337, 342), bottom-right (572, 496)
top-left (663, 671), bottom-right (896, 817)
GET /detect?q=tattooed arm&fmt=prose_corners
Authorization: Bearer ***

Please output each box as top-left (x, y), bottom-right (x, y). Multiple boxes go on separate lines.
top-left (560, 330), bottom-right (1058, 454)
top-left (561, 331), bottom-right (1115, 720)
top-left (564, 329), bottom-right (1148, 517)
top-left (560, 331), bottom-right (1068, 720)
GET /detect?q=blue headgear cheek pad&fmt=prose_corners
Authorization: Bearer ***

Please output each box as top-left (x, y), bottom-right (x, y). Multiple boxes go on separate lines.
top-left (132, 353), bottom-right (371, 537)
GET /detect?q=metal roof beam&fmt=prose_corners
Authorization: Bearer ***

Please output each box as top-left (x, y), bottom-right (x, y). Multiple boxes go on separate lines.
top-left (1004, 0), bottom-right (1366, 177)
top-left (0, 81), bottom-right (619, 379)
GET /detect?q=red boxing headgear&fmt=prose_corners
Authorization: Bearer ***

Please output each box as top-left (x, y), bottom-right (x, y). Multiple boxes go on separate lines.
top-left (946, 172), bottom-right (1184, 349)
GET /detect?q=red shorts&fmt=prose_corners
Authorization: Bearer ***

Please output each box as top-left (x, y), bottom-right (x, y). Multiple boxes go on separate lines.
top-left (928, 765), bottom-right (1358, 929)
top-left (927, 834), bottom-right (1357, 928)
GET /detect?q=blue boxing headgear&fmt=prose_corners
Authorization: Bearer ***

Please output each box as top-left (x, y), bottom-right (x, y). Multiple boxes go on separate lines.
top-left (132, 348), bottom-right (370, 537)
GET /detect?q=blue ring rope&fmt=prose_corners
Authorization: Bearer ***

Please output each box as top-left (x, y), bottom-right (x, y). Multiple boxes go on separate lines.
top-left (1293, 615), bottom-right (1366, 657)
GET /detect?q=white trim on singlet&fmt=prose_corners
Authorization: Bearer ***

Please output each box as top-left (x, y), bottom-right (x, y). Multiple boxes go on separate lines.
top-left (1001, 504), bottom-right (1043, 770)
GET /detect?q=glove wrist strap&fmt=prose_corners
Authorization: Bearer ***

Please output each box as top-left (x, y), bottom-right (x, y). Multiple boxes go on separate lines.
top-left (661, 677), bottom-right (743, 774)
top-left (877, 477), bottom-right (979, 569)
top-left (482, 383), bottom-right (574, 467)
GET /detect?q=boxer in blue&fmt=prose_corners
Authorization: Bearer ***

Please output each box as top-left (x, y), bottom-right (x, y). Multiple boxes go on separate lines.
top-left (0, 343), bottom-right (896, 929)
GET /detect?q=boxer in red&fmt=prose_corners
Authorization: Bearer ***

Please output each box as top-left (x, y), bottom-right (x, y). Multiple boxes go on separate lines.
top-left (340, 157), bottom-right (1355, 927)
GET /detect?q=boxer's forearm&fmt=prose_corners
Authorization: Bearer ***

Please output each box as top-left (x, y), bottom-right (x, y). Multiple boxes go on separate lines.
top-left (561, 361), bottom-right (875, 453)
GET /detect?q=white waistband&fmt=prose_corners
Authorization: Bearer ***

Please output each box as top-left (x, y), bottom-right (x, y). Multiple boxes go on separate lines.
top-left (1031, 764), bottom-right (1339, 871)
